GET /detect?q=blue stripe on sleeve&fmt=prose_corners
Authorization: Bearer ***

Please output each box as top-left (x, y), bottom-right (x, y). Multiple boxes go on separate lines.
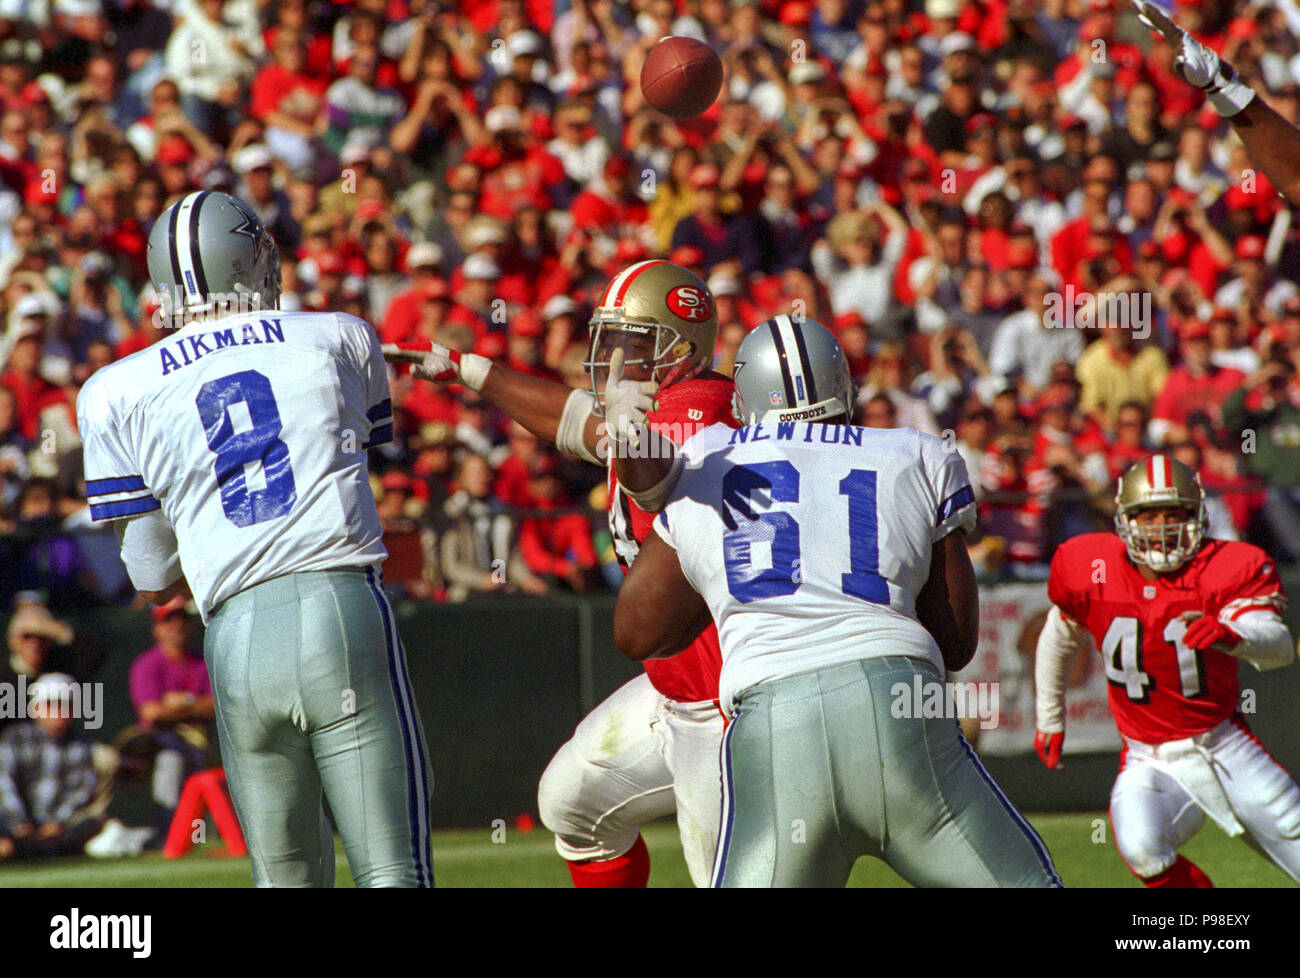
top-left (367, 398), bottom-right (393, 422)
top-left (937, 485), bottom-right (976, 524)
top-left (86, 475), bottom-right (146, 497)
top-left (89, 494), bottom-right (161, 521)
top-left (364, 423), bottom-right (394, 449)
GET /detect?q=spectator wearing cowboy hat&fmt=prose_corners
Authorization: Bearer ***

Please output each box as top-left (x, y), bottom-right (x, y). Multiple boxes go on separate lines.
top-left (0, 600), bottom-right (82, 734)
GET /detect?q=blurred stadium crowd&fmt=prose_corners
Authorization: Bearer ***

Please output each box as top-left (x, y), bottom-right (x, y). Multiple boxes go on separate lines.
top-left (3, 0), bottom-right (1300, 613)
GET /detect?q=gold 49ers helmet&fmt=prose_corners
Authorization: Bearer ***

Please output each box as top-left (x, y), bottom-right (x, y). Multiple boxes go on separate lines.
top-left (583, 260), bottom-right (718, 413)
top-left (1115, 455), bottom-right (1207, 572)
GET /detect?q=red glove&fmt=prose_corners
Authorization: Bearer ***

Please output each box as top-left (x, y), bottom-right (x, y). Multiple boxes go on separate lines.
top-left (1182, 615), bottom-right (1242, 652)
top-left (1035, 729), bottom-right (1064, 769)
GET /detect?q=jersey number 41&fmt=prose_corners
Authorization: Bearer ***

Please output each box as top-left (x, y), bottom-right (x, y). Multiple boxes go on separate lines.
top-left (1101, 616), bottom-right (1204, 701)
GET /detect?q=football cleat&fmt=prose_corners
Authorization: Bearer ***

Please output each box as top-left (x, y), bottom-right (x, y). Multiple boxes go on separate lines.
top-left (583, 260), bottom-right (717, 415)
top-left (1114, 455), bottom-right (1207, 572)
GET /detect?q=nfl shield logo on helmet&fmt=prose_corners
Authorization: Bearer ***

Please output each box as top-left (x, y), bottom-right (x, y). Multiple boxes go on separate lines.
top-left (769, 391), bottom-right (782, 406)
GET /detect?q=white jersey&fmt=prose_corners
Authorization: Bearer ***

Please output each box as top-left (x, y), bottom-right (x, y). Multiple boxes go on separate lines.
top-left (76, 310), bottom-right (392, 619)
top-left (654, 421), bottom-right (977, 708)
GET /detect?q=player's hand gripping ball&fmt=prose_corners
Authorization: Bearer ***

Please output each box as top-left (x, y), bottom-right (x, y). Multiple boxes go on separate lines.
top-left (640, 36), bottom-right (724, 118)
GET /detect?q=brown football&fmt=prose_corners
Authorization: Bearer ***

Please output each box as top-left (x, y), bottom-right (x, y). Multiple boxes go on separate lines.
top-left (640, 36), bottom-right (724, 118)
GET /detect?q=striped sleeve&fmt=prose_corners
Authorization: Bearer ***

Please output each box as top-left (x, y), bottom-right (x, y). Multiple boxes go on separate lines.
top-left (339, 313), bottom-right (394, 449)
top-left (76, 378), bottom-right (159, 522)
top-left (364, 395), bottom-right (393, 449)
top-left (926, 436), bottom-right (977, 541)
top-left (1217, 549), bottom-right (1287, 621)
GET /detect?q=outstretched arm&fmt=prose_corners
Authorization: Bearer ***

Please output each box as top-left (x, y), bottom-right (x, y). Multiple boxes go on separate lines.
top-left (1224, 99), bottom-right (1300, 209)
top-left (1135, 0), bottom-right (1300, 204)
top-left (384, 345), bottom-right (604, 462)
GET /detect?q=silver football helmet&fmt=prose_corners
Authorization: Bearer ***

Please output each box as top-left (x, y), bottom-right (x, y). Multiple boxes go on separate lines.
top-left (147, 191), bottom-right (281, 320)
top-left (732, 314), bottom-right (854, 425)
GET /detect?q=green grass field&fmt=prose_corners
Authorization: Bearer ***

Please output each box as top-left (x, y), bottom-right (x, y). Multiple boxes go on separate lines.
top-left (0, 813), bottom-right (1292, 887)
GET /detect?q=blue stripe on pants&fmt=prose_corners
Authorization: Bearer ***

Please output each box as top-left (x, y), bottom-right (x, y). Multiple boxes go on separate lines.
top-left (365, 566), bottom-right (434, 887)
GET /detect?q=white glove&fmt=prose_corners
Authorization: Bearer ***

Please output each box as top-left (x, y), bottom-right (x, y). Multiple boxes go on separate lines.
top-left (1133, 0), bottom-right (1256, 117)
top-left (602, 348), bottom-right (657, 452)
top-left (382, 343), bottom-right (491, 391)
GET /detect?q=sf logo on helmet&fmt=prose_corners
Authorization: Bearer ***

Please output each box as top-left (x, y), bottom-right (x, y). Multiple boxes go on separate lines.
top-left (667, 285), bottom-right (713, 322)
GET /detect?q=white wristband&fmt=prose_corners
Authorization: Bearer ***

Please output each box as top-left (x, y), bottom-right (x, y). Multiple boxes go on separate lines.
top-left (1209, 74), bottom-right (1256, 118)
top-left (556, 387), bottom-right (602, 464)
top-left (458, 352), bottom-right (492, 392)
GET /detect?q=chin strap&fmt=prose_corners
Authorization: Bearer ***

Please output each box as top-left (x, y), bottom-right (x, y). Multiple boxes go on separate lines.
top-left (657, 356), bottom-right (708, 390)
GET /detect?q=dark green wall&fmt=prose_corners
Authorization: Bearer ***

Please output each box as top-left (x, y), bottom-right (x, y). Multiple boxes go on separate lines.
top-left (6, 579), bottom-right (1299, 825)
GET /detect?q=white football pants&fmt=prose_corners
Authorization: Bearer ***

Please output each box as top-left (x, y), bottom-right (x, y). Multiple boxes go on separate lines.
top-left (1110, 717), bottom-right (1300, 882)
top-left (537, 673), bottom-right (724, 887)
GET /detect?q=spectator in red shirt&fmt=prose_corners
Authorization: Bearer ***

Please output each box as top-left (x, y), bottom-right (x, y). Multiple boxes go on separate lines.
top-left (516, 455), bottom-right (600, 593)
top-left (569, 153), bottom-right (648, 242)
top-left (84, 176), bottom-right (147, 278)
top-left (114, 292), bottom-right (167, 360)
top-left (447, 254), bottom-right (507, 359)
top-left (1030, 380), bottom-right (1111, 494)
top-left (1150, 319), bottom-right (1247, 444)
top-left (381, 242), bottom-right (446, 345)
top-left (502, 311), bottom-right (561, 383)
top-left (1051, 174), bottom-right (1118, 292)
top-left (263, 0), bottom-right (334, 78)
top-left (979, 432), bottom-right (1053, 566)
top-left (249, 29), bottom-right (329, 173)
top-left (495, 421), bottom-right (544, 509)
top-left (1, 324), bottom-right (66, 443)
top-left (464, 103), bottom-right (566, 220)
top-left (154, 135), bottom-right (199, 200)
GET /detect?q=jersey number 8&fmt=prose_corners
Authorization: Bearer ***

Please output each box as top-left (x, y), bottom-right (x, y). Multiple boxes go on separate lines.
top-left (195, 370), bottom-right (298, 527)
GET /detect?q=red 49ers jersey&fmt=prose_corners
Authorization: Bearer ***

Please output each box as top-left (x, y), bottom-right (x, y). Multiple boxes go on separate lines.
top-left (609, 372), bottom-right (736, 703)
top-left (1049, 533), bottom-right (1285, 744)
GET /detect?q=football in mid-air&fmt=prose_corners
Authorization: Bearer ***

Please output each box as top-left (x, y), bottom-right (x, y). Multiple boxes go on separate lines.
top-left (640, 36), bottom-right (724, 118)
